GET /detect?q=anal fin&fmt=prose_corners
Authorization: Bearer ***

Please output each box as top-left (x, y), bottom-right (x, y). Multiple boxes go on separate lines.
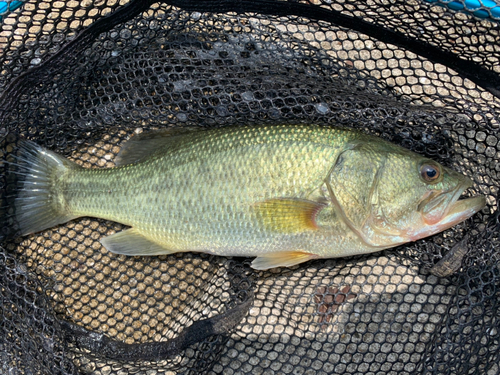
top-left (251, 251), bottom-right (318, 270)
top-left (101, 228), bottom-right (176, 256)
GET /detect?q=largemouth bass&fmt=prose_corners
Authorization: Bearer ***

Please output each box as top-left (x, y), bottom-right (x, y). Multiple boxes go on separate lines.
top-left (9, 125), bottom-right (485, 270)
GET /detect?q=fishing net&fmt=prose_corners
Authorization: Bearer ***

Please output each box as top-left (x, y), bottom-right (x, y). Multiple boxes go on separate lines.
top-left (0, 0), bottom-right (499, 374)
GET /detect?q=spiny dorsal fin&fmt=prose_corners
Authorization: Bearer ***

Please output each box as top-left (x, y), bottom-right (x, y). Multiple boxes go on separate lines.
top-left (254, 198), bottom-right (326, 233)
top-left (115, 127), bottom-right (205, 166)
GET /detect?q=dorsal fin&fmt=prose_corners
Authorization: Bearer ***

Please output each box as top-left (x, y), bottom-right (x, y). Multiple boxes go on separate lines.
top-left (115, 127), bottom-right (204, 166)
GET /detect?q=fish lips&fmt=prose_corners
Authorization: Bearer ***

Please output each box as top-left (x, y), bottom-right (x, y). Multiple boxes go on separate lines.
top-left (410, 181), bottom-right (486, 241)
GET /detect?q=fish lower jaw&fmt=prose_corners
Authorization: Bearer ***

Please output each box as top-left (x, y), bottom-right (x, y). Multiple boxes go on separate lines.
top-left (409, 195), bottom-right (486, 241)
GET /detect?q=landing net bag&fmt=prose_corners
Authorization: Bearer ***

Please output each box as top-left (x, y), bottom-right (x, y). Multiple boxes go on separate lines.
top-left (0, 0), bottom-right (499, 374)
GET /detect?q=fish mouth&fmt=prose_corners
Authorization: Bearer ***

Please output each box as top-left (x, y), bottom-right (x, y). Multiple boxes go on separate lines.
top-left (410, 181), bottom-right (485, 241)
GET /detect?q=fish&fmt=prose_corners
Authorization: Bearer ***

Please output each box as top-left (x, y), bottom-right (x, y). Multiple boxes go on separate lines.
top-left (6, 125), bottom-right (485, 270)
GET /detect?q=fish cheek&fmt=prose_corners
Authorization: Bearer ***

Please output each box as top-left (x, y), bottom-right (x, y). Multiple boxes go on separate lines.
top-left (368, 155), bottom-right (430, 237)
top-left (363, 203), bottom-right (416, 245)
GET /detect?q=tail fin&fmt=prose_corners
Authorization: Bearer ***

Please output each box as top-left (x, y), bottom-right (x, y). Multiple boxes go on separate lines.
top-left (9, 140), bottom-right (80, 236)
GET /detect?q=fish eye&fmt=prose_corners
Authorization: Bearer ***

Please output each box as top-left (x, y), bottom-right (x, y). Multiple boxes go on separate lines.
top-left (420, 163), bottom-right (441, 183)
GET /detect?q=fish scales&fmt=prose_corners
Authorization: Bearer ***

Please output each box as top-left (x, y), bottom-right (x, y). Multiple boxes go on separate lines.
top-left (8, 125), bottom-right (485, 269)
top-left (64, 126), bottom-right (358, 255)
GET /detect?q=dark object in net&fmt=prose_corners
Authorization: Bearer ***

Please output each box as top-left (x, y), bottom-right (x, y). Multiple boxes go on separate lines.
top-left (60, 296), bottom-right (253, 362)
top-left (0, 0), bottom-right (499, 375)
top-left (430, 235), bottom-right (469, 278)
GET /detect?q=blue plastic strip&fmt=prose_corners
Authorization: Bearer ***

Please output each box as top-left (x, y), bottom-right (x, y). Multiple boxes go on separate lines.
top-left (0, 1), bottom-right (23, 22)
top-left (423, 0), bottom-right (500, 21)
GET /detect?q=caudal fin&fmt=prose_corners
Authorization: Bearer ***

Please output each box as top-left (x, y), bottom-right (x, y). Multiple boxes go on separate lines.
top-left (8, 140), bottom-right (80, 236)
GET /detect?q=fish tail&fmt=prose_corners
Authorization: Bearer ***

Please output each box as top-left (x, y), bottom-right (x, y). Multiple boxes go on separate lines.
top-left (8, 140), bottom-right (80, 236)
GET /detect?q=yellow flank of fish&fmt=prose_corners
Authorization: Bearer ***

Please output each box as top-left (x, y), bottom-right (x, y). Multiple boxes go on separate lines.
top-left (9, 125), bottom-right (485, 270)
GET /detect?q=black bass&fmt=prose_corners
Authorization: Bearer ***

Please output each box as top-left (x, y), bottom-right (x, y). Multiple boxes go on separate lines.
top-left (8, 125), bottom-right (485, 270)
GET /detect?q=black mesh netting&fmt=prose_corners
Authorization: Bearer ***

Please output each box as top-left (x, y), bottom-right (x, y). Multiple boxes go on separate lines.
top-left (0, 0), bottom-right (499, 374)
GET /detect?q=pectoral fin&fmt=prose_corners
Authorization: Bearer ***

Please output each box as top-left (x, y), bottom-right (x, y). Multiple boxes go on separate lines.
top-left (254, 198), bottom-right (326, 233)
top-left (251, 251), bottom-right (318, 270)
top-left (101, 228), bottom-right (176, 256)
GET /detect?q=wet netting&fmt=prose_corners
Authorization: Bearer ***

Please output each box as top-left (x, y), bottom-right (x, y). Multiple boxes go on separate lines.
top-left (0, 0), bottom-right (499, 374)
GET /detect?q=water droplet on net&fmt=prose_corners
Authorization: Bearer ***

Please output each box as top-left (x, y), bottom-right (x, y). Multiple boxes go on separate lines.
top-left (315, 102), bottom-right (329, 114)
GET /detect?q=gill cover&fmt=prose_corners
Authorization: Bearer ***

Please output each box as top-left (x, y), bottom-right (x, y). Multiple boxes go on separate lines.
top-left (325, 143), bottom-right (407, 248)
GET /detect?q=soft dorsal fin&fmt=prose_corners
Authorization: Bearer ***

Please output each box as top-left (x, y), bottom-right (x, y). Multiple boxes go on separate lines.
top-left (254, 198), bottom-right (326, 233)
top-left (115, 127), bottom-right (204, 166)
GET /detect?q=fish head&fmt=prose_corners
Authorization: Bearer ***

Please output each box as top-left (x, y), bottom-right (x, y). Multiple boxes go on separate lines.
top-left (328, 140), bottom-right (485, 248)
